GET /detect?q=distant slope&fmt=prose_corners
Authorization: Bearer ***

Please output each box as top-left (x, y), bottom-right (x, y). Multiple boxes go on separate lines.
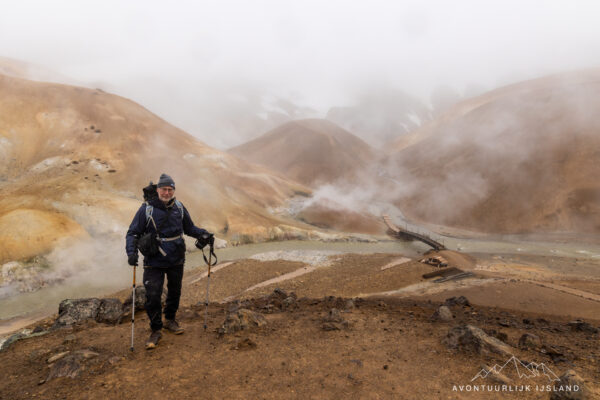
top-left (386, 70), bottom-right (600, 234)
top-left (0, 73), bottom-right (315, 262)
top-left (229, 119), bottom-right (378, 188)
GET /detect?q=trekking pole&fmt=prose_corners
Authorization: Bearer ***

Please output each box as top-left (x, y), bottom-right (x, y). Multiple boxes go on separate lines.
top-left (130, 265), bottom-right (136, 351)
top-left (204, 250), bottom-right (211, 331)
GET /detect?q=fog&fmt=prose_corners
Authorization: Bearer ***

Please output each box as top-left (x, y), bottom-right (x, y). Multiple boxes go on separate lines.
top-left (2, 0), bottom-right (600, 149)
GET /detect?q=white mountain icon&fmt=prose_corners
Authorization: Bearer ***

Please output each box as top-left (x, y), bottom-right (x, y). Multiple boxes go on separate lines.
top-left (471, 355), bottom-right (560, 383)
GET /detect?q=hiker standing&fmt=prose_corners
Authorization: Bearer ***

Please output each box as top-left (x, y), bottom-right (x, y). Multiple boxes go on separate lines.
top-left (125, 173), bottom-right (213, 349)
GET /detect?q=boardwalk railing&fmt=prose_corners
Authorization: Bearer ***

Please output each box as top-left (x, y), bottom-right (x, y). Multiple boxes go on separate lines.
top-left (382, 215), bottom-right (446, 251)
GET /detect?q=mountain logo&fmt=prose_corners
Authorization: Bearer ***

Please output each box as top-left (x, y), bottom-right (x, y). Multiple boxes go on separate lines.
top-left (471, 355), bottom-right (560, 383)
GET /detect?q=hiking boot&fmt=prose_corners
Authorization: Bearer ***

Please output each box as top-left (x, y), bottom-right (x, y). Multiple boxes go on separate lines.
top-left (164, 319), bottom-right (184, 335)
top-left (145, 330), bottom-right (162, 350)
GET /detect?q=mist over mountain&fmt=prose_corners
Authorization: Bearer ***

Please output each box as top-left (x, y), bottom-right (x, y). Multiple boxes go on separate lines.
top-left (0, 73), bottom-right (316, 264)
top-left (385, 69), bottom-right (600, 234)
top-left (326, 86), bottom-right (433, 149)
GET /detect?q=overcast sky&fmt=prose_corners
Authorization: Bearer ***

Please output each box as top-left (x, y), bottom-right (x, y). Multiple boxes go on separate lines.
top-left (1, 0), bottom-right (600, 147)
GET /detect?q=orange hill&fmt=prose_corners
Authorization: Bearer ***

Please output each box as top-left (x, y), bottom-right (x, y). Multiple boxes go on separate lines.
top-left (386, 69), bottom-right (600, 234)
top-left (228, 119), bottom-right (378, 188)
top-left (0, 73), bottom-right (316, 262)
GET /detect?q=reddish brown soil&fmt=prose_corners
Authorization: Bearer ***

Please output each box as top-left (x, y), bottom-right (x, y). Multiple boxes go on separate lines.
top-left (1, 297), bottom-right (598, 400)
top-left (1, 252), bottom-right (599, 399)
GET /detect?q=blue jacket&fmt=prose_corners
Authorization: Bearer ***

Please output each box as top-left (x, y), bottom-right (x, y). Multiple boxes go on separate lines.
top-left (125, 197), bottom-right (208, 268)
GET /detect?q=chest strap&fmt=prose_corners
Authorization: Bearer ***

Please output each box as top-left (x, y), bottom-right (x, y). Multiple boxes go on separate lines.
top-left (158, 234), bottom-right (184, 242)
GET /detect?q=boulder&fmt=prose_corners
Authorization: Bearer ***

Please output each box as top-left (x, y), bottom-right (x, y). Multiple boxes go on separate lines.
top-left (53, 298), bottom-right (101, 328)
top-left (217, 309), bottom-right (267, 336)
top-left (96, 298), bottom-right (123, 324)
top-left (264, 288), bottom-right (297, 311)
top-left (550, 369), bottom-right (589, 400)
top-left (321, 308), bottom-right (350, 331)
top-left (444, 296), bottom-right (470, 307)
top-left (45, 349), bottom-right (99, 382)
top-left (432, 305), bottom-right (453, 322)
top-left (518, 333), bottom-right (541, 350)
top-left (46, 354), bottom-right (83, 380)
top-left (568, 320), bottom-right (598, 334)
top-left (122, 286), bottom-right (146, 311)
top-left (443, 324), bottom-right (513, 356)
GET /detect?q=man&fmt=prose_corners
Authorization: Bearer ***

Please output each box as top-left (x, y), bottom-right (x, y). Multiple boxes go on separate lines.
top-left (125, 173), bottom-right (212, 349)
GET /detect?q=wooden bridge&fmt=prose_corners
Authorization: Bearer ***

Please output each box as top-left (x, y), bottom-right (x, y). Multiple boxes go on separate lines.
top-left (382, 215), bottom-right (446, 251)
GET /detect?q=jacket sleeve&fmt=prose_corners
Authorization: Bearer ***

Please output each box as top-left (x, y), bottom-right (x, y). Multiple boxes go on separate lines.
top-left (182, 204), bottom-right (209, 238)
top-left (125, 205), bottom-right (147, 256)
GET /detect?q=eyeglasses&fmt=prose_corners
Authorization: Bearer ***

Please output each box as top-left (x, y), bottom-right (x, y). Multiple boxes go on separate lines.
top-left (158, 187), bottom-right (174, 193)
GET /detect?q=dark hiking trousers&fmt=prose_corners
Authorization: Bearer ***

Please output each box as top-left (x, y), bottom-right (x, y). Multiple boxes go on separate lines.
top-left (143, 265), bottom-right (184, 331)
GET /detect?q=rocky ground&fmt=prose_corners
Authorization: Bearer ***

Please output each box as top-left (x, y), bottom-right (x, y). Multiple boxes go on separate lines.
top-left (0, 250), bottom-right (599, 399)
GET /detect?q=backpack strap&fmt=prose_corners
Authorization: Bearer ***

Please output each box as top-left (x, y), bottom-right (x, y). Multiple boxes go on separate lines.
top-left (145, 202), bottom-right (157, 230)
top-left (174, 200), bottom-right (184, 221)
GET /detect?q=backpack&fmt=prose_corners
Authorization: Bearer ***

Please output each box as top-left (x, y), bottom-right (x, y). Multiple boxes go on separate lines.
top-left (141, 181), bottom-right (184, 225)
top-left (137, 182), bottom-right (184, 257)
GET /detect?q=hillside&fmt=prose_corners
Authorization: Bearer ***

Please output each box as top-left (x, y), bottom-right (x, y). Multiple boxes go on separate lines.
top-left (0, 73), bottom-right (317, 263)
top-left (385, 70), bottom-right (600, 234)
top-left (228, 119), bottom-right (378, 188)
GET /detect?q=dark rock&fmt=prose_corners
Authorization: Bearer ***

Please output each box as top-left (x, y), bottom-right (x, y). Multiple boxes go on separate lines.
top-left (568, 320), bottom-right (598, 334)
top-left (324, 308), bottom-right (343, 323)
top-left (217, 309), bottom-right (267, 336)
top-left (541, 345), bottom-right (570, 363)
top-left (431, 305), bottom-right (453, 322)
top-left (321, 308), bottom-right (350, 331)
top-left (344, 299), bottom-right (355, 311)
top-left (259, 289), bottom-right (298, 311)
top-left (443, 324), bottom-right (513, 356)
top-left (0, 329), bottom-right (48, 351)
top-left (32, 326), bottom-right (45, 333)
top-left (550, 369), bottom-right (589, 400)
top-left (282, 296), bottom-right (296, 308)
top-left (518, 333), bottom-right (541, 350)
top-left (444, 296), bottom-right (470, 307)
top-left (122, 286), bottom-right (146, 311)
top-left (53, 298), bottom-right (101, 328)
top-left (47, 354), bottom-right (83, 381)
top-left (96, 298), bottom-right (123, 324)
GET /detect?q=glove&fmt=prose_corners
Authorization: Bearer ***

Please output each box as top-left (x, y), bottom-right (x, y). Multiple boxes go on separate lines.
top-left (128, 253), bottom-right (138, 266)
top-left (195, 232), bottom-right (214, 250)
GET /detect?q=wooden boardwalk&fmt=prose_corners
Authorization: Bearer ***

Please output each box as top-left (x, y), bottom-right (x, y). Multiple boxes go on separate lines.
top-left (382, 215), bottom-right (446, 250)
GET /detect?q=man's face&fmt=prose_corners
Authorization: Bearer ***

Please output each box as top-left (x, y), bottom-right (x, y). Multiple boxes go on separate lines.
top-left (157, 186), bottom-right (175, 203)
